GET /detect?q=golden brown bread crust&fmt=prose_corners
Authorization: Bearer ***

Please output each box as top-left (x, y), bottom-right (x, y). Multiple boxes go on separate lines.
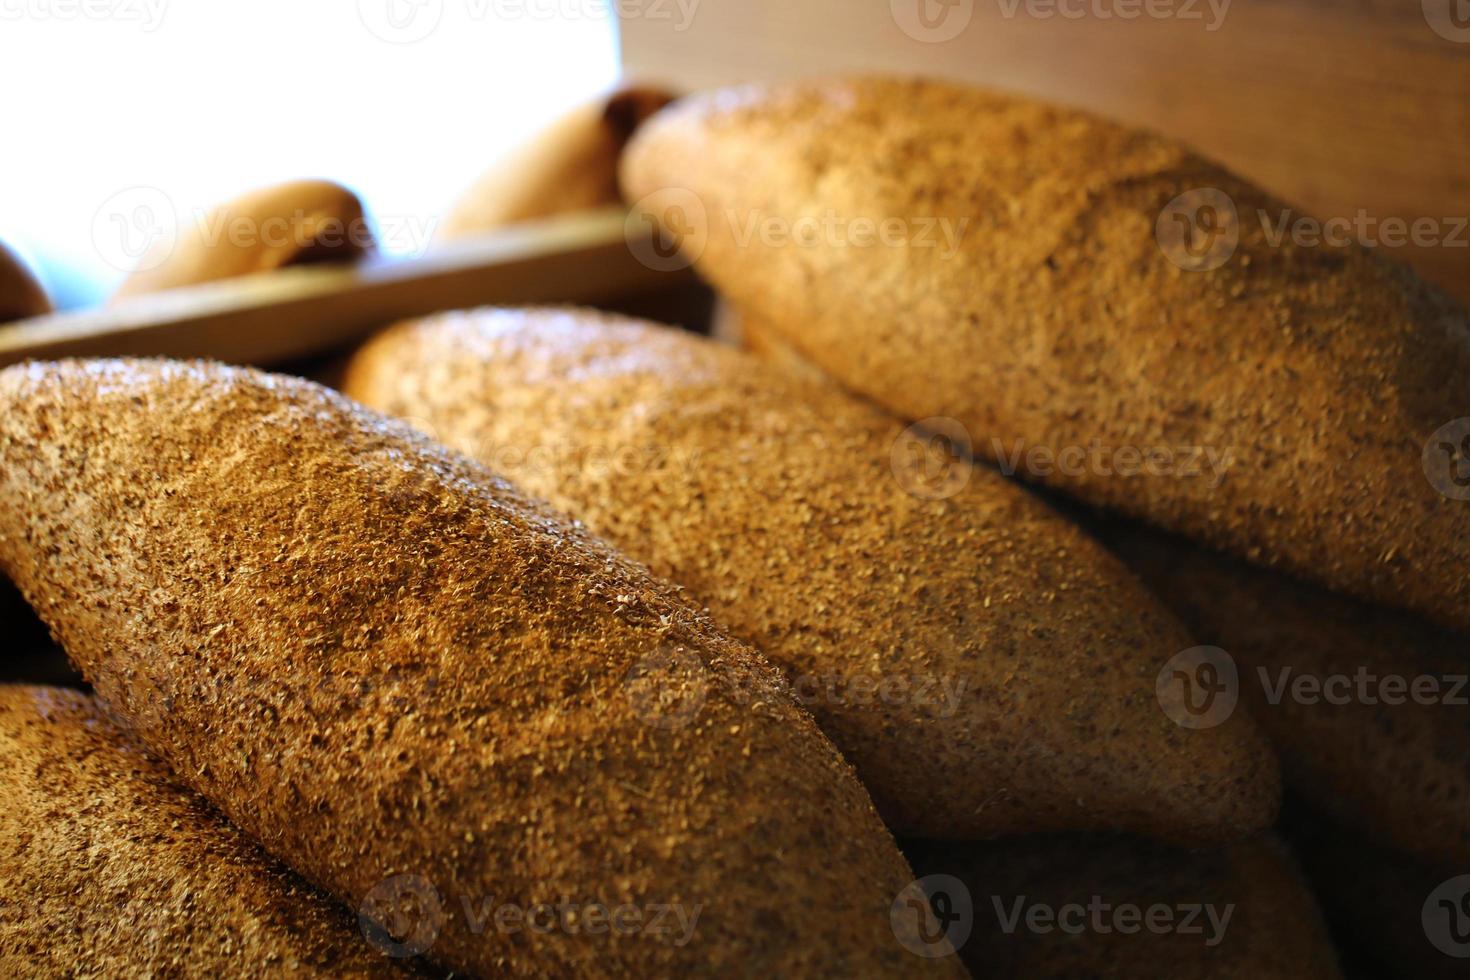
top-left (622, 76), bottom-right (1470, 634)
top-left (111, 180), bottom-right (373, 301)
top-left (437, 86), bottom-right (674, 240)
top-left (906, 833), bottom-right (1342, 979)
top-left (0, 360), bottom-right (954, 979)
top-left (342, 307), bottom-right (1280, 844)
top-left (1100, 521), bottom-right (1470, 868)
top-left (0, 685), bottom-right (399, 978)
top-left (0, 239), bottom-right (50, 321)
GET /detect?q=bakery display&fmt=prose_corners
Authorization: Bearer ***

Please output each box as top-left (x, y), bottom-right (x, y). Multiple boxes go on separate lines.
top-left (111, 179), bottom-right (374, 301)
top-left (344, 306), bottom-right (1280, 844)
top-left (0, 685), bottom-right (399, 977)
top-left (622, 76), bottom-right (1470, 635)
top-left (0, 359), bottom-right (955, 978)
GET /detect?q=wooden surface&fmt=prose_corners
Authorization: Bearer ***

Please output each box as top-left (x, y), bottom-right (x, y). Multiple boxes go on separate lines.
top-left (622, 0), bottom-right (1470, 303)
top-left (0, 209), bottom-right (688, 368)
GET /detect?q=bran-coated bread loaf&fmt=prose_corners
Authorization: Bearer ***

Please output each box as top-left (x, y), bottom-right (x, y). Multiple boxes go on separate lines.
top-left (0, 685), bottom-right (401, 978)
top-left (621, 76), bottom-right (1470, 634)
top-left (343, 307), bottom-right (1280, 844)
top-left (112, 179), bottom-right (373, 301)
top-left (0, 359), bottom-right (955, 979)
top-left (905, 832), bottom-right (1342, 979)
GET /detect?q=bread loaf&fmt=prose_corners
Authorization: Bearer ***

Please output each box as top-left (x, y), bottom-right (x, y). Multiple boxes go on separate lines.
top-left (0, 685), bottom-right (398, 977)
top-left (1102, 522), bottom-right (1470, 867)
top-left (343, 307), bottom-right (1281, 844)
top-left (622, 76), bottom-right (1470, 634)
top-left (112, 179), bottom-right (373, 301)
top-left (0, 359), bottom-right (953, 978)
top-left (905, 833), bottom-right (1342, 979)
top-left (0, 239), bottom-right (50, 321)
top-left (438, 85), bottom-right (673, 240)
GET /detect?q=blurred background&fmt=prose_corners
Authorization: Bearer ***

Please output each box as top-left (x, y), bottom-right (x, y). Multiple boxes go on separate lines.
top-left (0, 0), bottom-right (620, 307)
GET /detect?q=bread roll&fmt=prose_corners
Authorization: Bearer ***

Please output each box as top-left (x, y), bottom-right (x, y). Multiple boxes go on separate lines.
top-left (112, 179), bottom-right (373, 301)
top-left (905, 833), bottom-right (1342, 979)
top-left (0, 685), bottom-right (397, 977)
top-left (437, 85), bottom-right (673, 240)
top-left (621, 76), bottom-right (1470, 634)
top-left (343, 307), bottom-right (1280, 844)
top-left (0, 239), bottom-right (50, 321)
top-left (0, 360), bottom-right (953, 978)
top-left (1100, 522), bottom-right (1470, 868)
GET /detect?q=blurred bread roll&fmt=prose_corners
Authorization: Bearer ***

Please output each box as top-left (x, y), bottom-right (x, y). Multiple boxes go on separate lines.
top-left (0, 239), bottom-right (50, 321)
top-left (438, 85), bottom-right (673, 239)
top-left (112, 179), bottom-right (373, 301)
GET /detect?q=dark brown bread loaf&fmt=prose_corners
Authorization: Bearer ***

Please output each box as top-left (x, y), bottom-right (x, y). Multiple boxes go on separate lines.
top-left (438, 85), bottom-right (674, 240)
top-left (0, 239), bottom-right (50, 321)
top-left (343, 307), bottom-right (1280, 844)
top-left (112, 179), bottom-right (373, 301)
top-left (905, 833), bottom-right (1342, 979)
top-left (0, 685), bottom-right (400, 978)
top-left (622, 76), bottom-right (1470, 634)
top-left (1102, 522), bottom-right (1470, 868)
top-left (0, 360), bottom-right (955, 979)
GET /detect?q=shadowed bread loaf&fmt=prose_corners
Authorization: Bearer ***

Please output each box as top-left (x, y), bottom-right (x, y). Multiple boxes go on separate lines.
top-left (622, 76), bottom-right (1470, 634)
top-left (0, 359), bottom-right (956, 979)
top-left (0, 685), bottom-right (400, 977)
top-left (905, 832), bottom-right (1341, 979)
top-left (343, 307), bottom-right (1280, 844)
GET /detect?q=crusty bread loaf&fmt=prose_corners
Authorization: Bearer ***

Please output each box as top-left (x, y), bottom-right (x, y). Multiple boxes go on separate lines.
top-left (0, 239), bottom-right (50, 321)
top-left (0, 360), bottom-right (954, 978)
top-left (112, 179), bottom-right (373, 301)
top-left (437, 85), bottom-right (673, 240)
top-left (905, 833), bottom-right (1342, 979)
top-left (0, 685), bottom-right (399, 977)
top-left (1100, 521), bottom-right (1470, 868)
top-left (343, 307), bottom-right (1280, 844)
top-left (622, 76), bottom-right (1470, 634)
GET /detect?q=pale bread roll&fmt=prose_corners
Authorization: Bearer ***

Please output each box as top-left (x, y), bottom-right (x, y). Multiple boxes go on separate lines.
top-left (112, 179), bottom-right (372, 301)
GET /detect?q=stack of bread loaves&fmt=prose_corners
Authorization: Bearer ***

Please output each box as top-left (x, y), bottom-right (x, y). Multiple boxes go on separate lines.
top-left (3, 76), bottom-right (1463, 976)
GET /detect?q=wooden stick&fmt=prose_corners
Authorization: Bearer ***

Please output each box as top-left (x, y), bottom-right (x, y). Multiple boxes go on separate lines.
top-left (0, 208), bottom-right (685, 367)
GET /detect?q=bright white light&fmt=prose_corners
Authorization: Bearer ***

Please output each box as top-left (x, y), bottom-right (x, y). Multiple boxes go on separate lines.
top-left (0, 0), bottom-right (620, 306)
